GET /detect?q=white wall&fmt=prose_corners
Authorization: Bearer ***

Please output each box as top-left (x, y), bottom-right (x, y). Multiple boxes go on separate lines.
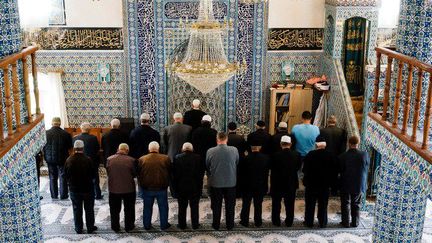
top-left (63, 0), bottom-right (123, 27)
top-left (268, 0), bottom-right (325, 28)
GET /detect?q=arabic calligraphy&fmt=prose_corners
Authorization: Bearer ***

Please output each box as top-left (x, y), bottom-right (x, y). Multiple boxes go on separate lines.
top-left (164, 2), bottom-right (227, 19)
top-left (23, 28), bottom-right (123, 50)
top-left (268, 28), bottom-right (323, 51)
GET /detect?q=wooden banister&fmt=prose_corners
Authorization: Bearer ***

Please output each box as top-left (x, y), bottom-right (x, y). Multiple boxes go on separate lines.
top-left (11, 62), bottom-right (21, 132)
top-left (3, 67), bottom-right (13, 136)
top-left (0, 46), bottom-right (39, 69)
top-left (375, 47), bottom-right (432, 73)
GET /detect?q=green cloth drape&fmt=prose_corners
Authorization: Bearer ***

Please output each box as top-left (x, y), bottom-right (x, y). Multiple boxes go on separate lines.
top-left (343, 17), bottom-right (367, 97)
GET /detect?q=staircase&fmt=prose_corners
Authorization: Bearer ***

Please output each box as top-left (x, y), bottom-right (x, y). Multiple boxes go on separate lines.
top-left (351, 96), bottom-right (364, 131)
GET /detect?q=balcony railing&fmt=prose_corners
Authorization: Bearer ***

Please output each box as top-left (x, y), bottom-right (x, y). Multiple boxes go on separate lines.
top-left (369, 47), bottom-right (432, 163)
top-left (0, 45), bottom-right (41, 148)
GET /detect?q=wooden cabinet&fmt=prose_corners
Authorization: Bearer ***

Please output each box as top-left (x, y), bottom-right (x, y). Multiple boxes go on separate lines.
top-left (269, 87), bottom-right (313, 135)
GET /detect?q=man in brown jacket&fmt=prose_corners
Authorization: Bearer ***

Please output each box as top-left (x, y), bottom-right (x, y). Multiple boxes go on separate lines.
top-left (137, 141), bottom-right (171, 230)
top-left (106, 143), bottom-right (137, 232)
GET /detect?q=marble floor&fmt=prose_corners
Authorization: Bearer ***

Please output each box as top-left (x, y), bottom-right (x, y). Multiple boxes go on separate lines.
top-left (39, 172), bottom-right (432, 243)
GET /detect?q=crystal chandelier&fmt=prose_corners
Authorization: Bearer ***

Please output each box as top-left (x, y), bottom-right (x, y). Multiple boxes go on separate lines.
top-left (167, 0), bottom-right (246, 94)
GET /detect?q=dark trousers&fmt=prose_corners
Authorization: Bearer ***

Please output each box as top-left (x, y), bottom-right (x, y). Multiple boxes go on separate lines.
top-left (240, 192), bottom-right (264, 227)
top-left (48, 164), bottom-right (68, 199)
top-left (340, 192), bottom-right (362, 227)
top-left (177, 195), bottom-right (200, 229)
top-left (70, 191), bottom-right (95, 232)
top-left (271, 190), bottom-right (297, 227)
top-left (305, 188), bottom-right (329, 227)
top-left (210, 187), bottom-right (236, 230)
top-left (109, 192), bottom-right (136, 231)
top-left (93, 169), bottom-right (102, 199)
top-left (140, 188), bottom-right (169, 230)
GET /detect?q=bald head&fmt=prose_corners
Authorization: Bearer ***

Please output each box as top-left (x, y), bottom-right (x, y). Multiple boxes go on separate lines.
top-left (148, 141), bottom-right (160, 153)
top-left (117, 143), bottom-right (129, 154)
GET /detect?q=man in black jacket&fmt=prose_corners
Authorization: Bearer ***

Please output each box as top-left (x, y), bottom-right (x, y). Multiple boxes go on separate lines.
top-left (191, 115), bottom-right (217, 177)
top-left (339, 136), bottom-right (370, 228)
top-left (270, 135), bottom-right (301, 227)
top-left (270, 122), bottom-right (290, 153)
top-left (303, 136), bottom-right (338, 228)
top-left (74, 122), bottom-right (103, 200)
top-left (184, 99), bottom-right (207, 131)
top-left (247, 120), bottom-right (271, 154)
top-left (129, 113), bottom-right (161, 159)
top-left (227, 122), bottom-right (247, 198)
top-left (64, 140), bottom-right (98, 234)
top-left (172, 143), bottom-right (202, 229)
top-left (239, 141), bottom-right (269, 227)
top-left (43, 117), bottom-right (72, 199)
top-left (101, 118), bottom-right (128, 166)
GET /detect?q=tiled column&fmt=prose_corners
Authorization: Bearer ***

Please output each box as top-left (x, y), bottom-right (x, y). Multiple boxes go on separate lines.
top-left (395, 0), bottom-right (432, 127)
top-left (373, 154), bottom-right (428, 242)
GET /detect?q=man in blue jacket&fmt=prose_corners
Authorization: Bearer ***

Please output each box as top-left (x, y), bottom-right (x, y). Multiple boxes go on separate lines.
top-left (338, 136), bottom-right (370, 228)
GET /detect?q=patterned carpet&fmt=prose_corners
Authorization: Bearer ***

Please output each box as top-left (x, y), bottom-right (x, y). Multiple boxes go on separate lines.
top-left (39, 173), bottom-right (432, 243)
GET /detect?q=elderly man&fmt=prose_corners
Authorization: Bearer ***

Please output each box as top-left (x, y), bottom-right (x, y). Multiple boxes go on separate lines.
top-left (106, 143), bottom-right (137, 232)
top-left (173, 143), bottom-right (202, 229)
top-left (247, 120), bottom-right (271, 154)
top-left (303, 136), bottom-right (338, 228)
top-left (163, 112), bottom-right (192, 162)
top-left (73, 122), bottom-right (102, 200)
top-left (270, 135), bottom-right (301, 227)
top-left (206, 132), bottom-right (239, 230)
top-left (64, 140), bottom-right (98, 234)
top-left (339, 136), bottom-right (370, 228)
top-left (137, 141), bottom-right (171, 230)
top-left (184, 99), bottom-right (207, 131)
top-left (129, 113), bottom-right (160, 159)
top-left (44, 117), bottom-right (72, 199)
top-left (320, 115), bottom-right (347, 157)
top-left (239, 140), bottom-right (269, 227)
top-left (291, 111), bottom-right (320, 159)
top-left (270, 122), bottom-right (291, 153)
top-left (102, 118), bottom-right (128, 166)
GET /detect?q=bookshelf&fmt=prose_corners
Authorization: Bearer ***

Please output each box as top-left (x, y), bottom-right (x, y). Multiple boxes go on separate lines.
top-left (269, 86), bottom-right (313, 135)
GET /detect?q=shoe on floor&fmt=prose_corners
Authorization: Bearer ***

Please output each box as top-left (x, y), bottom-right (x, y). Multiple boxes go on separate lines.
top-left (88, 226), bottom-right (98, 233)
top-left (161, 223), bottom-right (171, 230)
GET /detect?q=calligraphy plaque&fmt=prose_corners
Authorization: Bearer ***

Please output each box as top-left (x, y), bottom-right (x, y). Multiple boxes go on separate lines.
top-left (24, 28), bottom-right (123, 50)
top-left (268, 28), bottom-right (323, 51)
top-left (164, 2), bottom-right (227, 19)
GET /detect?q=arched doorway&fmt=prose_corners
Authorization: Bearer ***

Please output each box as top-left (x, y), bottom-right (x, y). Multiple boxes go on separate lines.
top-left (342, 17), bottom-right (370, 97)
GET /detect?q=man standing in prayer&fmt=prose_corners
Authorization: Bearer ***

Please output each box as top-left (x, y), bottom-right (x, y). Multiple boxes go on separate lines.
top-left (73, 122), bottom-right (103, 200)
top-left (44, 117), bottom-right (72, 200)
top-left (64, 140), bottom-right (98, 234)
top-left (247, 120), bottom-right (272, 154)
top-left (320, 115), bottom-right (347, 157)
top-left (206, 132), bottom-right (239, 230)
top-left (227, 122), bottom-right (248, 197)
top-left (339, 136), bottom-right (370, 228)
top-left (137, 141), bottom-right (171, 230)
top-left (270, 122), bottom-right (291, 153)
top-left (129, 113), bottom-right (160, 159)
top-left (239, 140), bottom-right (269, 227)
top-left (163, 112), bottom-right (192, 162)
top-left (172, 143), bottom-right (203, 229)
top-left (270, 135), bottom-right (301, 227)
top-left (302, 136), bottom-right (338, 228)
top-left (291, 111), bottom-right (320, 160)
top-left (101, 118), bottom-right (128, 166)
top-left (106, 143), bottom-right (137, 232)
top-left (184, 99), bottom-right (207, 131)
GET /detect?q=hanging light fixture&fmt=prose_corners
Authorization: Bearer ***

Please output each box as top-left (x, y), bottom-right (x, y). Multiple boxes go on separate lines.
top-left (167, 0), bottom-right (246, 94)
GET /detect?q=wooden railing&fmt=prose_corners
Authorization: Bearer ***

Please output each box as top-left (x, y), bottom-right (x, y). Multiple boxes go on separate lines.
top-left (0, 45), bottom-right (40, 146)
top-left (369, 47), bottom-right (432, 163)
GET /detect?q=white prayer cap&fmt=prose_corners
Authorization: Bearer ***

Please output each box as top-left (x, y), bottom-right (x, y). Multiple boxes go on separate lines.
top-left (140, 113), bottom-right (150, 120)
top-left (80, 122), bottom-right (91, 131)
top-left (280, 135), bottom-right (291, 144)
top-left (182, 142), bottom-right (193, 151)
top-left (110, 118), bottom-right (120, 128)
top-left (316, 142), bottom-right (327, 147)
top-left (74, 140), bottom-right (85, 149)
top-left (192, 99), bottom-right (200, 107)
top-left (118, 143), bottom-right (129, 151)
top-left (278, 122), bottom-right (288, 128)
top-left (202, 115), bottom-right (212, 122)
top-left (173, 112), bottom-right (183, 119)
top-left (148, 141), bottom-right (160, 152)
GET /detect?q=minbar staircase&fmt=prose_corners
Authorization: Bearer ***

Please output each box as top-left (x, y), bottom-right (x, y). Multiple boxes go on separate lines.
top-left (369, 47), bottom-right (432, 164)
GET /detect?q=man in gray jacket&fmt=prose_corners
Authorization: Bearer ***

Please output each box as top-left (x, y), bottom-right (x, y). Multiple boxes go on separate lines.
top-left (163, 112), bottom-right (192, 162)
top-left (206, 132), bottom-right (239, 230)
